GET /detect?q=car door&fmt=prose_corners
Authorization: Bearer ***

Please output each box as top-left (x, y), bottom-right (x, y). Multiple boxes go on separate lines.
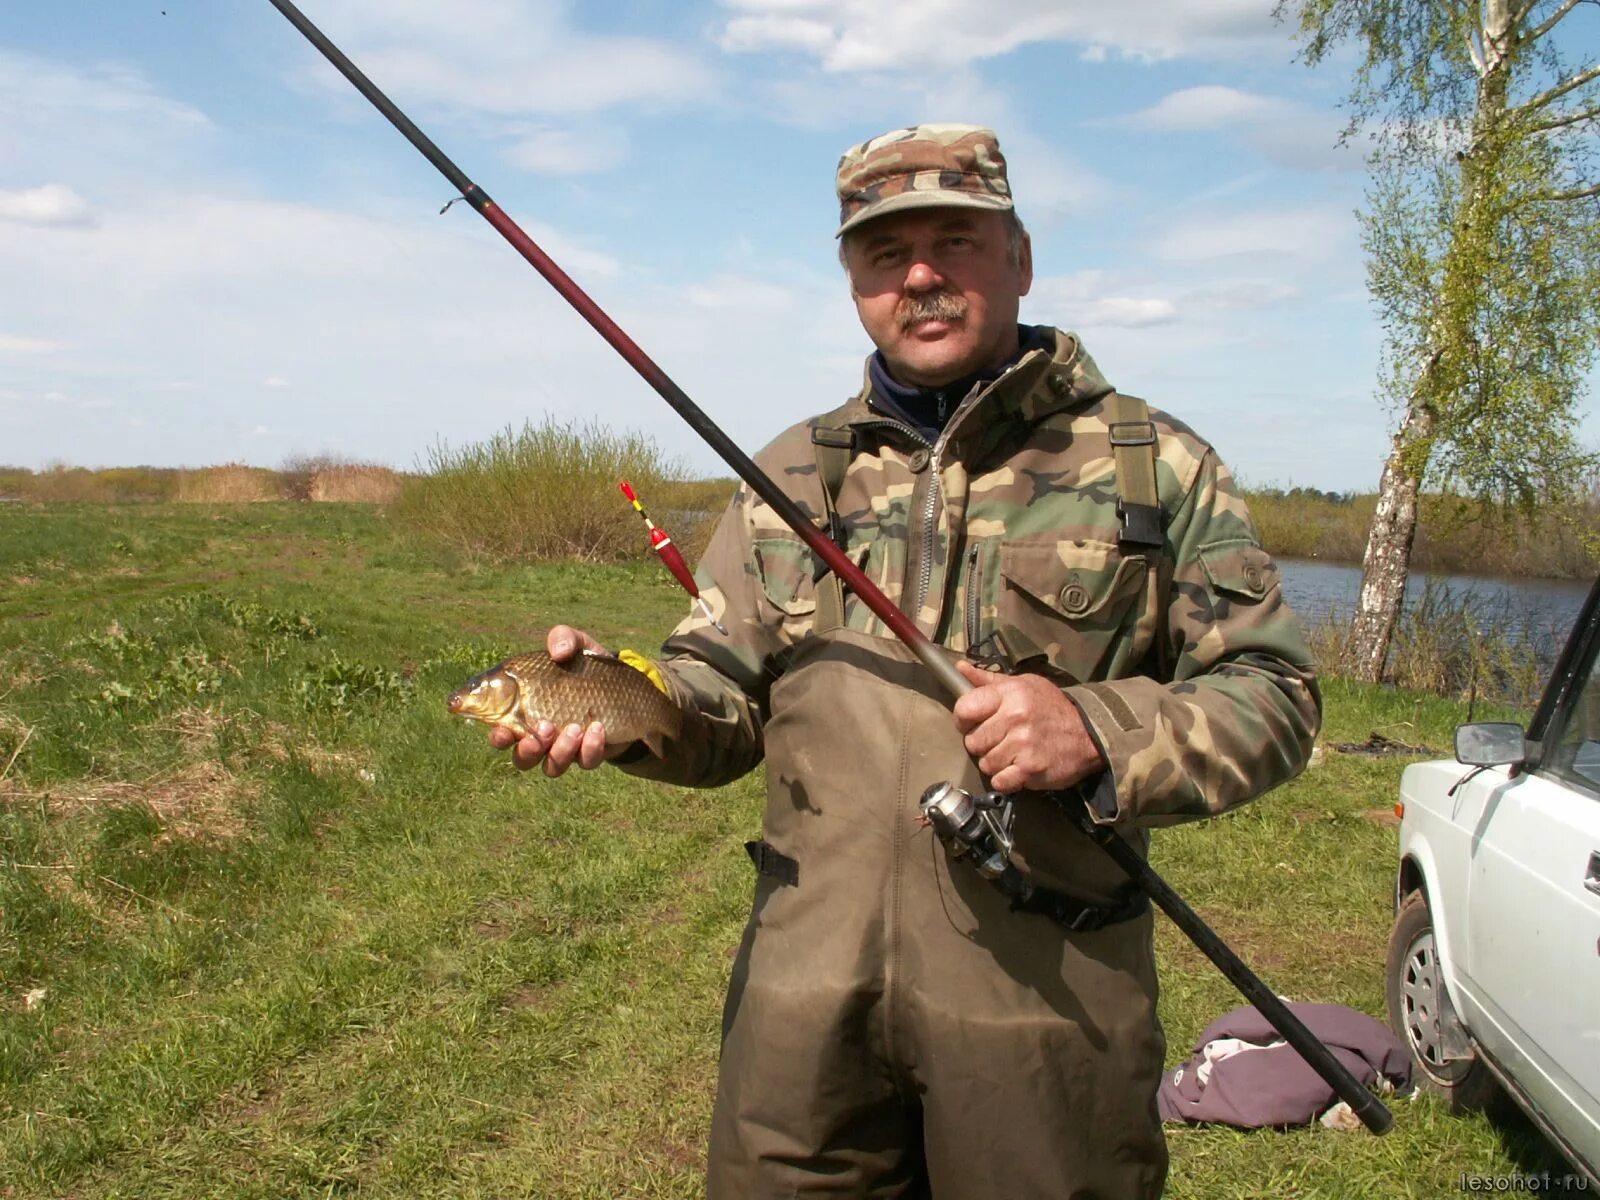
top-left (1461, 616), bottom-right (1600, 1169)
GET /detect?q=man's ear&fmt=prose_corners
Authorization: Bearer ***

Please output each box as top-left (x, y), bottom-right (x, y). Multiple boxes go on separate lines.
top-left (1018, 230), bottom-right (1034, 297)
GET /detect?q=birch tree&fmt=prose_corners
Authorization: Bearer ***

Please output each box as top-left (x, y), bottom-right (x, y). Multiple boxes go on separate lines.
top-left (1276, 0), bottom-right (1600, 682)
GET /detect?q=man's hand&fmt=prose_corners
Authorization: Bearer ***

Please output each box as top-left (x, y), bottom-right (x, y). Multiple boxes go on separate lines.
top-left (489, 625), bottom-right (610, 777)
top-left (951, 660), bottom-right (1106, 794)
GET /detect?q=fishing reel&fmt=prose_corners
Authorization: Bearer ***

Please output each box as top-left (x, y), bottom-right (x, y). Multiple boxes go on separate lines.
top-left (918, 782), bottom-right (1020, 880)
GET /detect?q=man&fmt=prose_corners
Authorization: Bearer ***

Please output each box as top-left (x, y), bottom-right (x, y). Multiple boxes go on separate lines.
top-left (491, 125), bottom-right (1320, 1198)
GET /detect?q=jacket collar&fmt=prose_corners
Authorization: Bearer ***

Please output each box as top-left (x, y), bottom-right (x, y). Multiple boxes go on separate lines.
top-left (832, 327), bottom-right (1116, 439)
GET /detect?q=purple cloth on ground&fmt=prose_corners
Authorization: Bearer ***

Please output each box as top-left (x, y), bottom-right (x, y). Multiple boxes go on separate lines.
top-left (1157, 1002), bottom-right (1413, 1128)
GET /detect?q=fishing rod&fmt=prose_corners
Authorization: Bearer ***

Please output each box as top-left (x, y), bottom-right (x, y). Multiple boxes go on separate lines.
top-left (265, 0), bottom-right (1392, 1136)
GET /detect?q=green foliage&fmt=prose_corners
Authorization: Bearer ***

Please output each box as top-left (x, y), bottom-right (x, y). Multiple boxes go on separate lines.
top-left (295, 654), bottom-right (412, 714)
top-left (390, 416), bottom-right (721, 565)
top-left (1277, 0), bottom-right (1600, 508)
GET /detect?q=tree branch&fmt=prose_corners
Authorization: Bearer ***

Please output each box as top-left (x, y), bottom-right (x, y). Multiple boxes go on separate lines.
top-left (1466, 27), bottom-right (1487, 75)
top-left (1519, 181), bottom-right (1600, 204)
top-left (1520, 61), bottom-right (1600, 113)
top-left (1528, 102), bottom-right (1600, 133)
top-left (1525, 0), bottom-right (1584, 43)
top-left (1508, 0), bottom-right (1541, 26)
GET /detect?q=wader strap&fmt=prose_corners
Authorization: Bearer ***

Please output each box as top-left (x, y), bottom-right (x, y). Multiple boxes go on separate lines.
top-left (1108, 393), bottom-right (1163, 551)
top-left (810, 426), bottom-right (854, 633)
top-left (1012, 882), bottom-right (1150, 933)
top-left (744, 840), bottom-right (799, 887)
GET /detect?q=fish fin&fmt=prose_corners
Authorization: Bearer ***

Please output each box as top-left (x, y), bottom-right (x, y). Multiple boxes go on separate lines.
top-left (638, 731), bottom-right (667, 758)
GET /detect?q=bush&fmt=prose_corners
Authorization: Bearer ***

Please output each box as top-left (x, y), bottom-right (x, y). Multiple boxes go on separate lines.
top-left (175, 465), bottom-right (280, 504)
top-left (391, 417), bottom-right (715, 564)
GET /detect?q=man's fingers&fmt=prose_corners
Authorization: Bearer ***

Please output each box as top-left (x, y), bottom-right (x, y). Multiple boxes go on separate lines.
top-left (951, 664), bottom-right (1005, 730)
top-left (577, 721), bottom-right (606, 770)
top-left (542, 723), bottom-right (586, 778)
top-left (509, 720), bottom-right (557, 770)
top-left (547, 625), bottom-right (607, 661)
top-left (547, 625), bottom-right (583, 661)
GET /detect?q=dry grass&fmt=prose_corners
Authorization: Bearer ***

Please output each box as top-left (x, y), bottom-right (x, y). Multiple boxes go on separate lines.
top-left (308, 465), bottom-right (403, 505)
top-left (5, 761), bottom-right (257, 842)
top-left (175, 465), bottom-right (282, 504)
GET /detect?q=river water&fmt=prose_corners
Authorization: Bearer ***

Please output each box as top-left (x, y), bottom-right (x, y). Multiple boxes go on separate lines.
top-left (1278, 557), bottom-right (1594, 647)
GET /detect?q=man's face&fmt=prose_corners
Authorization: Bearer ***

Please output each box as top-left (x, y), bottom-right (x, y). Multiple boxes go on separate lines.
top-left (842, 208), bottom-right (1033, 389)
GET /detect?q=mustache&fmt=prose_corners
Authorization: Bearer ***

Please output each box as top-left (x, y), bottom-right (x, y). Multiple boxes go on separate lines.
top-left (897, 292), bottom-right (967, 330)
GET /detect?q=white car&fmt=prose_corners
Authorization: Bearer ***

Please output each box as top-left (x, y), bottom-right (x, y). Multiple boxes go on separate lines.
top-left (1388, 576), bottom-right (1600, 1185)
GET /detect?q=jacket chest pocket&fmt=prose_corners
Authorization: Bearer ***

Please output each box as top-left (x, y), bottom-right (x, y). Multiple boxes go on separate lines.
top-left (753, 535), bottom-right (874, 635)
top-left (995, 538), bottom-right (1150, 683)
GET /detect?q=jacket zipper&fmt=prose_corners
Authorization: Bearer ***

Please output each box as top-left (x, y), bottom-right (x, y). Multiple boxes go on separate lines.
top-left (964, 542), bottom-right (983, 648)
top-left (914, 467), bottom-right (941, 624)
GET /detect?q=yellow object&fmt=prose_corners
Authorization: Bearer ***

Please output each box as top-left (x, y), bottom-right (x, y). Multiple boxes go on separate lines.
top-left (618, 649), bottom-right (669, 696)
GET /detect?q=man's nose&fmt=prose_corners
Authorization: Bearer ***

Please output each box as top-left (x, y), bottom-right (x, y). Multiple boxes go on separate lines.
top-left (904, 259), bottom-right (944, 292)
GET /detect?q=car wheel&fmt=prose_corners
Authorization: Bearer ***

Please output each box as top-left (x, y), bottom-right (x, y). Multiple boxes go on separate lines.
top-left (1386, 889), bottom-right (1499, 1112)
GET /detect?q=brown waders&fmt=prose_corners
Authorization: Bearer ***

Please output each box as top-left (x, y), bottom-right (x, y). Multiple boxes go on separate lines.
top-left (708, 628), bottom-right (1167, 1199)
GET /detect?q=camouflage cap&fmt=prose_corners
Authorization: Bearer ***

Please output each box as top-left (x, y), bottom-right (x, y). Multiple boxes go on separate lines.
top-left (835, 124), bottom-right (1012, 238)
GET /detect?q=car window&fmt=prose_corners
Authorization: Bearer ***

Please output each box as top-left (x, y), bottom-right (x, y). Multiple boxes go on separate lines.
top-left (1547, 646), bottom-right (1600, 792)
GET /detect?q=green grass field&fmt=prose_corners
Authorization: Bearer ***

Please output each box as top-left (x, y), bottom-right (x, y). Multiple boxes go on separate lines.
top-left (0, 503), bottom-right (1575, 1198)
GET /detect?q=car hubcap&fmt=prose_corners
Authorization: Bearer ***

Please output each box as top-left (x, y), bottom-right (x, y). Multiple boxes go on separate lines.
top-left (1400, 928), bottom-right (1457, 1080)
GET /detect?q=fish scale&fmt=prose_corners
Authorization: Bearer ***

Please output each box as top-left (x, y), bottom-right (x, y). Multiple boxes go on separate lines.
top-left (448, 649), bottom-right (682, 758)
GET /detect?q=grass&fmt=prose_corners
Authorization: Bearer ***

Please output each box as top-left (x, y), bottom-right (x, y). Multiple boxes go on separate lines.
top-left (0, 502), bottom-right (1577, 1197)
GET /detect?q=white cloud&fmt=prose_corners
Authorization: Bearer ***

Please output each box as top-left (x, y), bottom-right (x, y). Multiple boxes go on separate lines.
top-left (714, 0), bottom-right (1285, 71)
top-left (263, 376), bottom-right (291, 389)
top-left (1123, 85), bottom-right (1284, 131)
top-left (0, 184), bottom-right (95, 227)
top-left (0, 51), bottom-right (211, 131)
top-left (0, 51), bottom-right (212, 184)
top-left (1117, 85), bottom-right (1355, 171)
top-left (1027, 271), bottom-right (1180, 329)
top-left (503, 125), bottom-right (630, 176)
top-left (1152, 205), bottom-right (1354, 263)
top-left (0, 333), bottom-right (67, 355)
top-left (295, 0), bottom-right (714, 118)
top-left (684, 276), bottom-right (794, 309)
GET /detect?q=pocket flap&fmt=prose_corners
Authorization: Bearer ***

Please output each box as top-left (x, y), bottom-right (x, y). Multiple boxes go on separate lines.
top-left (1197, 541), bottom-right (1279, 602)
top-left (1000, 539), bottom-right (1145, 621)
top-left (752, 537), bottom-right (817, 616)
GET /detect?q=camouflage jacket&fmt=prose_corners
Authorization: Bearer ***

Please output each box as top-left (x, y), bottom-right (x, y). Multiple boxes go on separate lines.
top-left (622, 329), bottom-right (1320, 826)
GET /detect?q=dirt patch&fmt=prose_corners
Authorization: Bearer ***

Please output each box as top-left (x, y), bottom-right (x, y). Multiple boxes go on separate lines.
top-left (502, 981), bottom-right (565, 1012)
top-left (1, 754), bottom-right (258, 843)
top-left (1329, 732), bottom-right (1436, 757)
top-left (1360, 807), bottom-right (1402, 827)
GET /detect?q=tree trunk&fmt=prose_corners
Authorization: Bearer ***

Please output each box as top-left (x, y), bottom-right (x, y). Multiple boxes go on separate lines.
top-left (1345, 5), bottom-right (1516, 684)
top-left (1346, 402), bottom-right (1433, 683)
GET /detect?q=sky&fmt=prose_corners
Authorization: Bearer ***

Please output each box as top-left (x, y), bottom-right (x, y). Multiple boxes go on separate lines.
top-left (2, 1), bottom-right (1594, 493)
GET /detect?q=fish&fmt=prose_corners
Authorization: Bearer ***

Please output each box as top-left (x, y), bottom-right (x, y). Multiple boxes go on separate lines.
top-left (447, 649), bottom-right (682, 759)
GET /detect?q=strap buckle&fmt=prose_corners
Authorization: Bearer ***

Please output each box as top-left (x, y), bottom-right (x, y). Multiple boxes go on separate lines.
top-left (744, 840), bottom-right (799, 887)
top-left (1108, 420), bottom-right (1156, 447)
top-left (1117, 501), bottom-right (1163, 549)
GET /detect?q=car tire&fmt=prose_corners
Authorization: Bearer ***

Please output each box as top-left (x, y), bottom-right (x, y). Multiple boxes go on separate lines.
top-left (1386, 889), bottom-right (1499, 1112)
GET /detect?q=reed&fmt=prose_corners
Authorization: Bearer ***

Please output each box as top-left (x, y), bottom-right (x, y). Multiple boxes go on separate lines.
top-left (391, 417), bottom-right (714, 564)
top-left (174, 464), bottom-right (281, 504)
top-left (1305, 577), bottom-right (1555, 711)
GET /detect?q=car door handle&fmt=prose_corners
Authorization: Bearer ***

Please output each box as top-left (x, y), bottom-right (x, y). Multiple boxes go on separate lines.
top-left (1588, 852), bottom-right (1600, 897)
